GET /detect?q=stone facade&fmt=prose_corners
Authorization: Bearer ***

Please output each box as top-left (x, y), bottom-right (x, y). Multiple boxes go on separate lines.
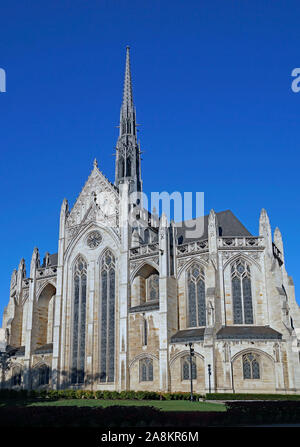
top-left (1, 48), bottom-right (300, 394)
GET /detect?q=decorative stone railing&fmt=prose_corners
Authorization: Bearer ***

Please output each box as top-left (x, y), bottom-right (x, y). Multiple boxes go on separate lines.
top-left (218, 236), bottom-right (264, 248)
top-left (22, 266), bottom-right (58, 286)
top-left (176, 239), bottom-right (208, 256)
top-left (36, 266), bottom-right (57, 277)
top-left (130, 243), bottom-right (159, 259)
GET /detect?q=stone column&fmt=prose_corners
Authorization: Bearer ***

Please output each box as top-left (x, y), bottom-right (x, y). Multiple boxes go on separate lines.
top-left (159, 213), bottom-right (170, 392)
top-left (203, 209), bottom-right (219, 393)
top-left (24, 247), bottom-right (39, 389)
top-left (52, 198), bottom-right (68, 389)
top-left (259, 208), bottom-right (273, 327)
top-left (118, 181), bottom-right (130, 390)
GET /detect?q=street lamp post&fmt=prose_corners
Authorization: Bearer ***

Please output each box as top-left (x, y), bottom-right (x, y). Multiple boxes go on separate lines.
top-left (185, 342), bottom-right (195, 402)
top-left (208, 364), bottom-right (212, 394)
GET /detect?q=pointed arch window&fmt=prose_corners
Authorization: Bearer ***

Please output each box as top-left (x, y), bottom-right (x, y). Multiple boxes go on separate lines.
top-left (243, 353), bottom-right (260, 379)
top-left (100, 250), bottom-right (116, 383)
top-left (147, 273), bottom-right (159, 301)
top-left (31, 363), bottom-right (51, 388)
top-left (11, 365), bottom-right (22, 386)
top-left (38, 364), bottom-right (50, 386)
top-left (181, 356), bottom-right (197, 381)
top-left (139, 358), bottom-right (153, 382)
top-left (71, 256), bottom-right (87, 384)
top-left (231, 260), bottom-right (253, 324)
top-left (187, 265), bottom-right (206, 327)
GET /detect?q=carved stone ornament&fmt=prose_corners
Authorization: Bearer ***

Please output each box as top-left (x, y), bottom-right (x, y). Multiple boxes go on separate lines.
top-left (86, 231), bottom-right (102, 249)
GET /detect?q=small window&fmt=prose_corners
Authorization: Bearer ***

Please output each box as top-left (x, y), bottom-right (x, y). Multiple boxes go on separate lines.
top-left (143, 318), bottom-right (148, 346)
top-left (181, 356), bottom-right (197, 381)
top-left (39, 365), bottom-right (50, 386)
top-left (243, 353), bottom-right (260, 379)
top-left (139, 358), bottom-right (153, 382)
top-left (11, 366), bottom-right (22, 386)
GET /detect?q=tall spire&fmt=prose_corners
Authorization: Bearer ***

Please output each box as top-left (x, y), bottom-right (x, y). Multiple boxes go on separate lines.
top-left (121, 46), bottom-right (134, 120)
top-left (115, 46), bottom-right (142, 194)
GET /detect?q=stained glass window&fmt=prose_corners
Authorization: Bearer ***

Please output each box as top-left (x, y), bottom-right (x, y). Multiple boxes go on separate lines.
top-left (71, 256), bottom-right (87, 384)
top-left (187, 265), bottom-right (206, 327)
top-left (139, 358), bottom-right (153, 381)
top-left (100, 250), bottom-right (116, 383)
top-left (182, 356), bottom-right (197, 380)
top-left (231, 260), bottom-right (254, 324)
top-left (242, 353), bottom-right (260, 379)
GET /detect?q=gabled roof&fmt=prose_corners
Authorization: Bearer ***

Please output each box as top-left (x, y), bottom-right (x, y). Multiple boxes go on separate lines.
top-left (176, 209), bottom-right (252, 244)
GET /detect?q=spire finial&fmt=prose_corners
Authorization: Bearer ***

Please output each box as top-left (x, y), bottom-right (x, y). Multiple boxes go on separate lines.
top-left (93, 158), bottom-right (98, 168)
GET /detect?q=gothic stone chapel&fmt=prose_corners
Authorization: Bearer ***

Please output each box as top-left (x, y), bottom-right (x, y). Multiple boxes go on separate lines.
top-left (1, 47), bottom-right (300, 394)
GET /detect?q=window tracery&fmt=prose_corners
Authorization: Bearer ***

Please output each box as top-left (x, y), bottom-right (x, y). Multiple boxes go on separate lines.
top-left (71, 256), bottom-right (87, 384)
top-left (181, 356), bottom-right (197, 380)
top-left (243, 353), bottom-right (260, 379)
top-left (231, 260), bottom-right (253, 324)
top-left (187, 265), bottom-right (206, 327)
top-left (100, 250), bottom-right (116, 383)
top-left (139, 358), bottom-right (153, 382)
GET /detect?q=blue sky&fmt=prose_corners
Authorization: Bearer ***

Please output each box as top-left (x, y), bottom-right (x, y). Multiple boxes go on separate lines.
top-left (0, 0), bottom-right (300, 319)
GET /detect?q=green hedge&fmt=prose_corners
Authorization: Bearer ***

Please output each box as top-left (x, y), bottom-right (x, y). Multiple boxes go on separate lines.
top-left (0, 388), bottom-right (204, 401)
top-left (3, 389), bottom-right (300, 402)
top-left (205, 393), bottom-right (300, 401)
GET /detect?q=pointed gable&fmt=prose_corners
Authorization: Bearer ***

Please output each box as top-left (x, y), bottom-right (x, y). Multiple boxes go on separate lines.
top-left (66, 162), bottom-right (119, 231)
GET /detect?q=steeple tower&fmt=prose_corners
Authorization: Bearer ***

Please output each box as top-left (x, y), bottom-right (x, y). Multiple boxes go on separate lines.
top-left (115, 46), bottom-right (142, 194)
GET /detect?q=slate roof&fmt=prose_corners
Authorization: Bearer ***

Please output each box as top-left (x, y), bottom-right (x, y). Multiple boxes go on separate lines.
top-left (170, 328), bottom-right (205, 343)
top-left (216, 326), bottom-right (282, 340)
top-left (176, 210), bottom-right (252, 244)
top-left (129, 301), bottom-right (159, 313)
top-left (34, 343), bottom-right (53, 354)
top-left (6, 345), bottom-right (25, 357)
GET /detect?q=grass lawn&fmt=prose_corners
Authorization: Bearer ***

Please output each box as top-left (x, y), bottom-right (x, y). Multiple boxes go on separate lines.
top-left (0, 399), bottom-right (226, 412)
